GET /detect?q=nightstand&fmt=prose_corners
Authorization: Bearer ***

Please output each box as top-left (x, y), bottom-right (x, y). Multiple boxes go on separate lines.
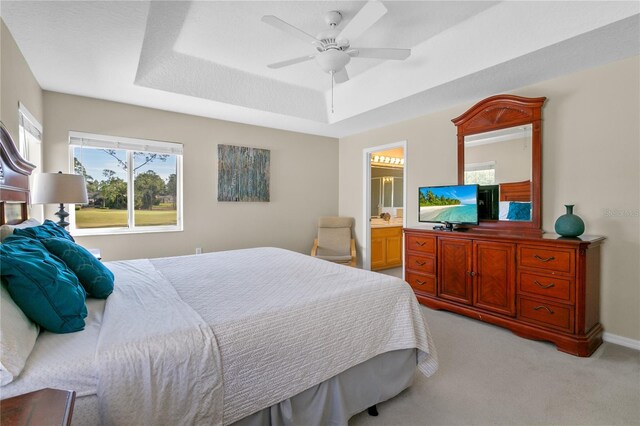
top-left (1, 388), bottom-right (75, 426)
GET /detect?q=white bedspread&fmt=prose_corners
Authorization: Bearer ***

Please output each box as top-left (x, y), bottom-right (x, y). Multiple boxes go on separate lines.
top-left (150, 247), bottom-right (438, 424)
top-left (95, 259), bottom-right (223, 426)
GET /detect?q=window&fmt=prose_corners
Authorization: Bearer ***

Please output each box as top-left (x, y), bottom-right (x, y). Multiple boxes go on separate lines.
top-left (464, 161), bottom-right (496, 185)
top-left (69, 132), bottom-right (183, 235)
top-left (19, 104), bottom-right (44, 222)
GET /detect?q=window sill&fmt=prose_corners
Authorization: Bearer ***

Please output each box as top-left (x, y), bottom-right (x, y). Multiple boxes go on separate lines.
top-left (71, 226), bottom-right (183, 237)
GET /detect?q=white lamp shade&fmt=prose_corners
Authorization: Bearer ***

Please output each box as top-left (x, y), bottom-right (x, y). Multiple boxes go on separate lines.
top-left (32, 173), bottom-right (88, 204)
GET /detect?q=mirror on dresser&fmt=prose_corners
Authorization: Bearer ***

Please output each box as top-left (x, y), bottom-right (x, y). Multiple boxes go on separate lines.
top-left (464, 124), bottom-right (532, 221)
top-left (452, 95), bottom-right (546, 234)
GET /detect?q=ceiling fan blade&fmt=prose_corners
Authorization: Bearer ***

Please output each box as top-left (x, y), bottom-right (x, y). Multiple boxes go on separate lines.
top-left (267, 55), bottom-right (316, 69)
top-left (338, 0), bottom-right (387, 42)
top-left (262, 15), bottom-right (320, 45)
top-left (348, 48), bottom-right (411, 60)
top-left (333, 68), bottom-right (349, 84)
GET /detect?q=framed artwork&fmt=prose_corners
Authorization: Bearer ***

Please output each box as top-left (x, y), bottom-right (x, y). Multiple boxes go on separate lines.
top-left (217, 144), bottom-right (270, 202)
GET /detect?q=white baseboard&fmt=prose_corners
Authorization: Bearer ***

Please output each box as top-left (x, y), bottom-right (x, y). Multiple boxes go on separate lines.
top-left (603, 332), bottom-right (640, 350)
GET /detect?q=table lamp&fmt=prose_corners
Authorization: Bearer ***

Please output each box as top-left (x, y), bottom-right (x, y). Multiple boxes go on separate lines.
top-left (32, 171), bottom-right (88, 228)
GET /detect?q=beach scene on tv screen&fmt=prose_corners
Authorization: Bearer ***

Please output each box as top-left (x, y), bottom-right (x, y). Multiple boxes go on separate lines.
top-left (419, 186), bottom-right (477, 223)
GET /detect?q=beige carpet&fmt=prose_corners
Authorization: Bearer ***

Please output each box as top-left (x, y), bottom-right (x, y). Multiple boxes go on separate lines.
top-left (350, 306), bottom-right (640, 425)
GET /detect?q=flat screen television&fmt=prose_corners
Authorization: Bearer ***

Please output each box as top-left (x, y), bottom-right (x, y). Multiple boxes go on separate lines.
top-left (418, 184), bottom-right (479, 231)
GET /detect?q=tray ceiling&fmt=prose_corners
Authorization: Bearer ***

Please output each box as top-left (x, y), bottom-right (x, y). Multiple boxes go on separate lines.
top-left (2, 1), bottom-right (639, 137)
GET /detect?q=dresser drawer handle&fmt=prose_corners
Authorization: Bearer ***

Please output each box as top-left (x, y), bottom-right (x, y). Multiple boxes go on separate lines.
top-left (533, 305), bottom-right (554, 314)
top-left (415, 280), bottom-right (426, 286)
top-left (415, 241), bottom-right (426, 247)
top-left (534, 254), bottom-right (555, 263)
top-left (415, 260), bottom-right (426, 266)
top-left (534, 280), bottom-right (555, 289)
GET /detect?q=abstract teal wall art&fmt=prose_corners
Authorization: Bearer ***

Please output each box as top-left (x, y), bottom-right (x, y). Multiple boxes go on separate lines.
top-left (217, 144), bottom-right (270, 202)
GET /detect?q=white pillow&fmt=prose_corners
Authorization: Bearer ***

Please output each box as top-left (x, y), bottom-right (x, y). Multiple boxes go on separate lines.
top-left (498, 201), bottom-right (511, 221)
top-left (0, 284), bottom-right (39, 385)
top-left (0, 218), bottom-right (41, 242)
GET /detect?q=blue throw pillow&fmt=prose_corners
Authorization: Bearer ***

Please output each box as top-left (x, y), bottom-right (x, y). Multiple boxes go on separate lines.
top-left (0, 235), bottom-right (87, 333)
top-left (507, 202), bottom-right (531, 221)
top-left (42, 237), bottom-right (114, 299)
top-left (13, 219), bottom-right (75, 242)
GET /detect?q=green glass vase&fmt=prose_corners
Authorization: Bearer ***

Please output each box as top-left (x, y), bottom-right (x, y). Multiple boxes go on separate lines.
top-left (554, 205), bottom-right (585, 237)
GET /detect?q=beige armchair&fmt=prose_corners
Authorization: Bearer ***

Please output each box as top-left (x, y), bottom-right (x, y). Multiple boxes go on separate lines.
top-left (311, 216), bottom-right (357, 267)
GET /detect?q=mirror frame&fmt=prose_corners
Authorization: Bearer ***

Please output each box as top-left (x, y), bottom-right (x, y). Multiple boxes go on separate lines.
top-left (452, 94), bottom-right (546, 234)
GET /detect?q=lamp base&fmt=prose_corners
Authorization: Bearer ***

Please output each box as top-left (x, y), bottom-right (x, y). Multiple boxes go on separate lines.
top-left (54, 203), bottom-right (70, 228)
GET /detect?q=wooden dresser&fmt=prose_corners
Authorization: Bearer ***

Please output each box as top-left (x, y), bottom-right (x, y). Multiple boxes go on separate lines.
top-left (404, 228), bottom-right (605, 356)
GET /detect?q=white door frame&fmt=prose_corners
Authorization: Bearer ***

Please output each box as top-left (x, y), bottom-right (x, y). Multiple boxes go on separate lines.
top-left (362, 140), bottom-right (407, 271)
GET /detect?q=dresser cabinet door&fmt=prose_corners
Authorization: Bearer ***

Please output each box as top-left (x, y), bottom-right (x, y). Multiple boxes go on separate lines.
top-left (473, 241), bottom-right (516, 316)
top-left (438, 238), bottom-right (473, 305)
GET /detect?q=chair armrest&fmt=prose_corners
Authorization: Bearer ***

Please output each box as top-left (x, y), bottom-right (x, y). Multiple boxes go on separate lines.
top-left (349, 239), bottom-right (356, 267)
top-left (311, 238), bottom-right (319, 256)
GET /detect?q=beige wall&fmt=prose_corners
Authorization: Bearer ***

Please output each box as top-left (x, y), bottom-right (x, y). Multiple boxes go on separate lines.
top-left (339, 56), bottom-right (640, 341)
top-left (0, 19), bottom-right (43, 140)
top-left (43, 92), bottom-right (339, 261)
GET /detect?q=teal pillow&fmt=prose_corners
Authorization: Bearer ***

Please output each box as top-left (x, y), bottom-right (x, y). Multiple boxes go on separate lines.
top-left (507, 202), bottom-right (531, 221)
top-left (14, 220), bottom-right (75, 242)
top-left (42, 238), bottom-right (114, 299)
top-left (0, 235), bottom-right (87, 333)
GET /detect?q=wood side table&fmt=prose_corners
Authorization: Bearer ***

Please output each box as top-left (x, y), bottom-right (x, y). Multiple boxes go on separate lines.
top-left (1, 388), bottom-right (75, 426)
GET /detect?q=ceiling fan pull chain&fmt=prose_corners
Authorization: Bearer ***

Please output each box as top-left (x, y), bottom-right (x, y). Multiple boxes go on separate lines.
top-left (330, 71), bottom-right (334, 114)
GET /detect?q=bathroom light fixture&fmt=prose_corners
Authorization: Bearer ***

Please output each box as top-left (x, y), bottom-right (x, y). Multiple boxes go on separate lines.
top-left (370, 155), bottom-right (404, 168)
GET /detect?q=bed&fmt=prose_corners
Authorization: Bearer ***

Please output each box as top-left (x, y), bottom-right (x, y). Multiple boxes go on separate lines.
top-left (0, 123), bottom-right (438, 425)
top-left (498, 180), bottom-right (532, 221)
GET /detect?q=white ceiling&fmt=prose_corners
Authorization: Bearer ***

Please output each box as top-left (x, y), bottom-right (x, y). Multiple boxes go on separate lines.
top-left (1, 1), bottom-right (639, 138)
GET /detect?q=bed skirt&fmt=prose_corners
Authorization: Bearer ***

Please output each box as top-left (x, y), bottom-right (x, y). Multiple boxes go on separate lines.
top-left (71, 349), bottom-right (416, 426)
top-left (233, 348), bottom-right (417, 426)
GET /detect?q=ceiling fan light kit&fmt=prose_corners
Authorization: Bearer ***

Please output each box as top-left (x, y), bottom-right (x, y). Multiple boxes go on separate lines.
top-left (315, 49), bottom-right (351, 73)
top-left (262, 0), bottom-right (412, 112)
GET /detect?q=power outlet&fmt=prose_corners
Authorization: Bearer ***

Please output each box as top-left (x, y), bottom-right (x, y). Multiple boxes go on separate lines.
top-left (195, 248), bottom-right (202, 255)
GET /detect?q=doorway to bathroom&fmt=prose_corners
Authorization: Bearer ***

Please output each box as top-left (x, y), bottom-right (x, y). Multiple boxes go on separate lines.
top-left (362, 141), bottom-right (406, 275)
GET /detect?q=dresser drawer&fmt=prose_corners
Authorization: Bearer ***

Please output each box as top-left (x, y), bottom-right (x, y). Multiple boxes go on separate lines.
top-left (406, 272), bottom-right (436, 295)
top-left (406, 234), bottom-right (436, 255)
top-left (518, 296), bottom-right (574, 332)
top-left (406, 254), bottom-right (436, 274)
top-left (518, 246), bottom-right (575, 275)
top-left (519, 272), bottom-right (574, 303)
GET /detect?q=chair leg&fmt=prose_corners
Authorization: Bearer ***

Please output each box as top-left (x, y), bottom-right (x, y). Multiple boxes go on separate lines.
top-left (367, 405), bottom-right (379, 416)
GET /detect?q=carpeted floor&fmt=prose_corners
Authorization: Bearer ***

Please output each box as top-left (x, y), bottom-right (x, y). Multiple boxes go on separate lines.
top-left (349, 306), bottom-right (640, 425)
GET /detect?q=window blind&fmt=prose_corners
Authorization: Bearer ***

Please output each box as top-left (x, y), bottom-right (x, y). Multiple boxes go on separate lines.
top-left (18, 113), bottom-right (42, 140)
top-left (69, 131), bottom-right (183, 155)
top-left (465, 161), bottom-right (496, 172)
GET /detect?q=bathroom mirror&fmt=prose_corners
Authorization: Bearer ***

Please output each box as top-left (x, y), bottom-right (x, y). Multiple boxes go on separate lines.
top-left (370, 176), bottom-right (403, 217)
top-left (453, 95), bottom-right (546, 233)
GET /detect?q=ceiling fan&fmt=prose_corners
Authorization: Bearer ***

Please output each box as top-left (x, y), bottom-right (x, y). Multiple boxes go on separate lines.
top-left (262, 1), bottom-right (411, 85)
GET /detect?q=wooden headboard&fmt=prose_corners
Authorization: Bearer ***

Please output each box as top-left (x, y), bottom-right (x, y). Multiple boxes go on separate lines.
top-left (499, 180), bottom-right (531, 202)
top-left (0, 122), bottom-right (35, 225)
